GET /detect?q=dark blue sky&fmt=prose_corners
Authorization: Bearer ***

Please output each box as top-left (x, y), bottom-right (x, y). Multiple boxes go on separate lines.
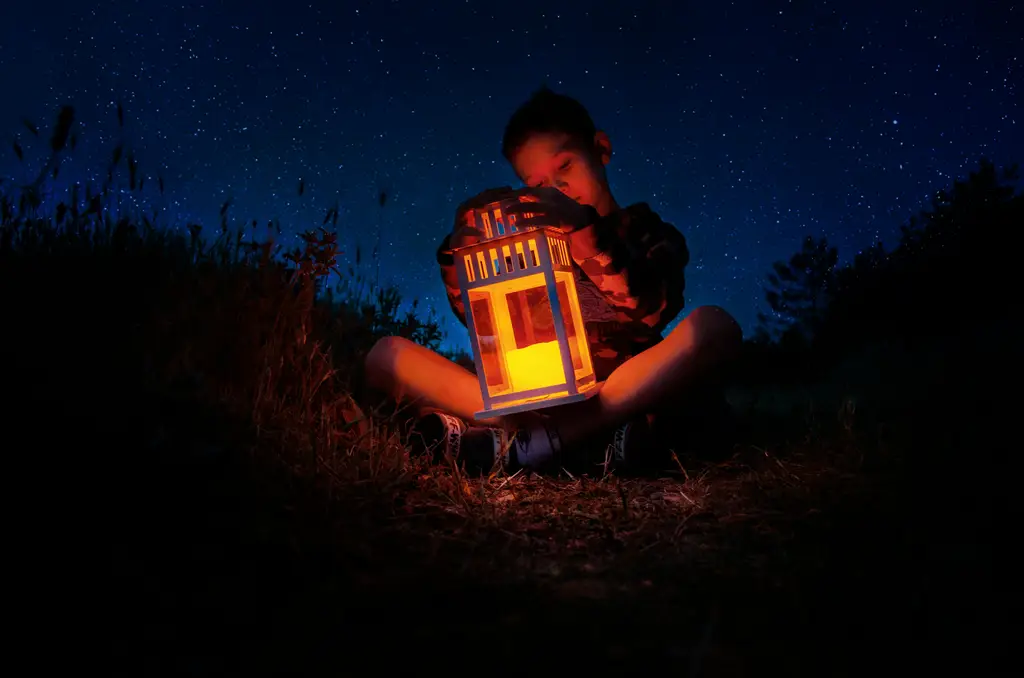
top-left (1, 0), bottom-right (1019, 350)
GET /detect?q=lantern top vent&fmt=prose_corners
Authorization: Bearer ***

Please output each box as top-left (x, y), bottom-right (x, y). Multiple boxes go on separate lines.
top-left (464, 197), bottom-right (563, 245)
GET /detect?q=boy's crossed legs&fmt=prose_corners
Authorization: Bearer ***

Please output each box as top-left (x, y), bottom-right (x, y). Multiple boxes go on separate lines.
top-left (364, 305), bottom-right (742, 475)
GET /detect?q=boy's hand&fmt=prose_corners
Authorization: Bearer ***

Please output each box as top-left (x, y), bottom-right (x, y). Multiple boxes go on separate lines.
top-left (501, 187), bottom-right (599, 234)
top-left (450, 186), bottom-right (518, 249)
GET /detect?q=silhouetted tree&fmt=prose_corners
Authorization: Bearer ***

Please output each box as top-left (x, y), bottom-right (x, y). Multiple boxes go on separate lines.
top-left (757, 235), bottom-right (838, 341)
top-left (821, 158), bottom-right (1018, 351)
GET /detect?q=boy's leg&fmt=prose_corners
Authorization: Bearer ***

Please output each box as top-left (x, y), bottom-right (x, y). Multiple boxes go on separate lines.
top-left (548, 305), bottom-right (742, 451)
top-left (365, 335), bottom-right (486, 423)
top-left (365, 335), bottom-right (548, 428)
top-left (365, 305), bottom-right (741, 474)
top-left (365, 336), bottom-right (518, 475)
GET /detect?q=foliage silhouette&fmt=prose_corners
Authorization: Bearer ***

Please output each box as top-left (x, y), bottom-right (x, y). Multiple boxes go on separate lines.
top-left (816, 158), bottom-right (1019, 353)
top-left (748, 158), bottom-right (1020, 381)
top-left (758, 235), bottom-right (839, 343)
top-left (0, 104), bottom-right (467, 448)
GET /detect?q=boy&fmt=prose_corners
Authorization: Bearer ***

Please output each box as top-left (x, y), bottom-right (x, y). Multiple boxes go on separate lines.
top-left (365, 87), bottom-right (742, 475)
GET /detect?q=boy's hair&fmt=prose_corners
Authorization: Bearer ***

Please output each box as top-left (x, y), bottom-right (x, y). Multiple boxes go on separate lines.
top-left (501, 86), bottom-right (598, 161)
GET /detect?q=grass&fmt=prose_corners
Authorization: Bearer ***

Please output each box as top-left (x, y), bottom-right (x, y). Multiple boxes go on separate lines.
top-left (2, 107), bottom-right (992, 675)
top-left (55, 404), bottom-right (901, 675)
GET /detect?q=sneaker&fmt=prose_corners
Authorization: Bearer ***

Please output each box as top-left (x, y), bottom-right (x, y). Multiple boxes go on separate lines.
top-left (408, 411), bottom-right (508, 476)
top-left (601, 415), bottom-right (664, 475)
top-left (408, 411), bottom-right (466, 461)
top-left (460, 426), bottom-right (510, 475)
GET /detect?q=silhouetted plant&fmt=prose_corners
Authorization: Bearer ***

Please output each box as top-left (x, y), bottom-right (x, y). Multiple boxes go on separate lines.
top-left (0, 104), bottom-right (461, 486)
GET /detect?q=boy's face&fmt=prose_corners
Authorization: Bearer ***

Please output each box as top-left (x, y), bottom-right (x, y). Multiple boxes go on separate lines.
top-left (509, 131), bottom-right (615, 216)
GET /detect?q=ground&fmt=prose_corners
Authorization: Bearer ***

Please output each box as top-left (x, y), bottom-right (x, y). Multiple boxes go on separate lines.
top-left (9, 384), bottom-right (988, 676)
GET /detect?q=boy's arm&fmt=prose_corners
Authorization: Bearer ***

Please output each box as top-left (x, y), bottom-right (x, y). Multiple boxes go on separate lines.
top-left (437, 233), bottom-right (469, 327)
top-left (436, 186), bottom-right (519, 328)
top-left (570, 204), bottom-right (690, 334)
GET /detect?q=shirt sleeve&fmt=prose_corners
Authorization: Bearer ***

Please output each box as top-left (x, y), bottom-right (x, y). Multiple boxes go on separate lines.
top-left (436, 233), bottom-right (468, 328)
top-left (570, 204), bottom-right (689, 334)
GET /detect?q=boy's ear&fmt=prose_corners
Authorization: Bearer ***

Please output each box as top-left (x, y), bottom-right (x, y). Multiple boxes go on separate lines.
top-left (593, 131), bottom-right (612, 166)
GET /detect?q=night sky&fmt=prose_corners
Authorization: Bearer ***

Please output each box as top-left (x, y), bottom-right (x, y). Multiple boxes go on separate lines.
top-left (1, 0), bottom-right (1019, 351)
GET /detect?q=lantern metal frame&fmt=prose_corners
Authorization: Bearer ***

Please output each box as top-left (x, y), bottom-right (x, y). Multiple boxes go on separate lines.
top-left (454, 198), bottom-right (598, 420)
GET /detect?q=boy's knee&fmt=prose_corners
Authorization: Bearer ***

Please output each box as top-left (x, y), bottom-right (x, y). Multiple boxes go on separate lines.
top-left (680, 305), bottom-right (743, 356)
top-left (365, 335), bottom-right (412, 384)
top-left (667, 307), bottom-right (741, 360)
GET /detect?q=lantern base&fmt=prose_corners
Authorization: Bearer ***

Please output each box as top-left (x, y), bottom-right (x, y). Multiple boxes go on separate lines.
top-left (474, 388), bottom-right (597, 421)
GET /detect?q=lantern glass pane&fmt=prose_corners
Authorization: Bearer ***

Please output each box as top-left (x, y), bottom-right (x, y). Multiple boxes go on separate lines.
top-left (554, 270), bottom-right (595, 387)
top-left (468, 291), bottom-right (510, 393)
top-left (503, 279), bottom-right (565, 393)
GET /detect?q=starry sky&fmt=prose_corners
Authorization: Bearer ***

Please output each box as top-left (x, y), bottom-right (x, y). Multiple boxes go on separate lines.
top-left (1, 0), bottom-right (1020, 351)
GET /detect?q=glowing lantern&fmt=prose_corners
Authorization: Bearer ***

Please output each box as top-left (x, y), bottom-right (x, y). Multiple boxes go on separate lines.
top-left (454, 196), bottom-right (598, 419)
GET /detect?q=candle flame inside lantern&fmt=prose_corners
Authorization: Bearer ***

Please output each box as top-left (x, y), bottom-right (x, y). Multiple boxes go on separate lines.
top-left (503, 339), bottom-right (564, 392)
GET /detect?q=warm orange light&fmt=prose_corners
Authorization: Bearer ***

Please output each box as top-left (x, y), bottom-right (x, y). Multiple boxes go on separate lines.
top-left (504, 340), bottom-right (563, 392)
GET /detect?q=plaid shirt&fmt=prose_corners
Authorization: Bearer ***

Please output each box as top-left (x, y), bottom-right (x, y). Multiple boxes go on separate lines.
top-left (436, 203), bottom-right (690, 380)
